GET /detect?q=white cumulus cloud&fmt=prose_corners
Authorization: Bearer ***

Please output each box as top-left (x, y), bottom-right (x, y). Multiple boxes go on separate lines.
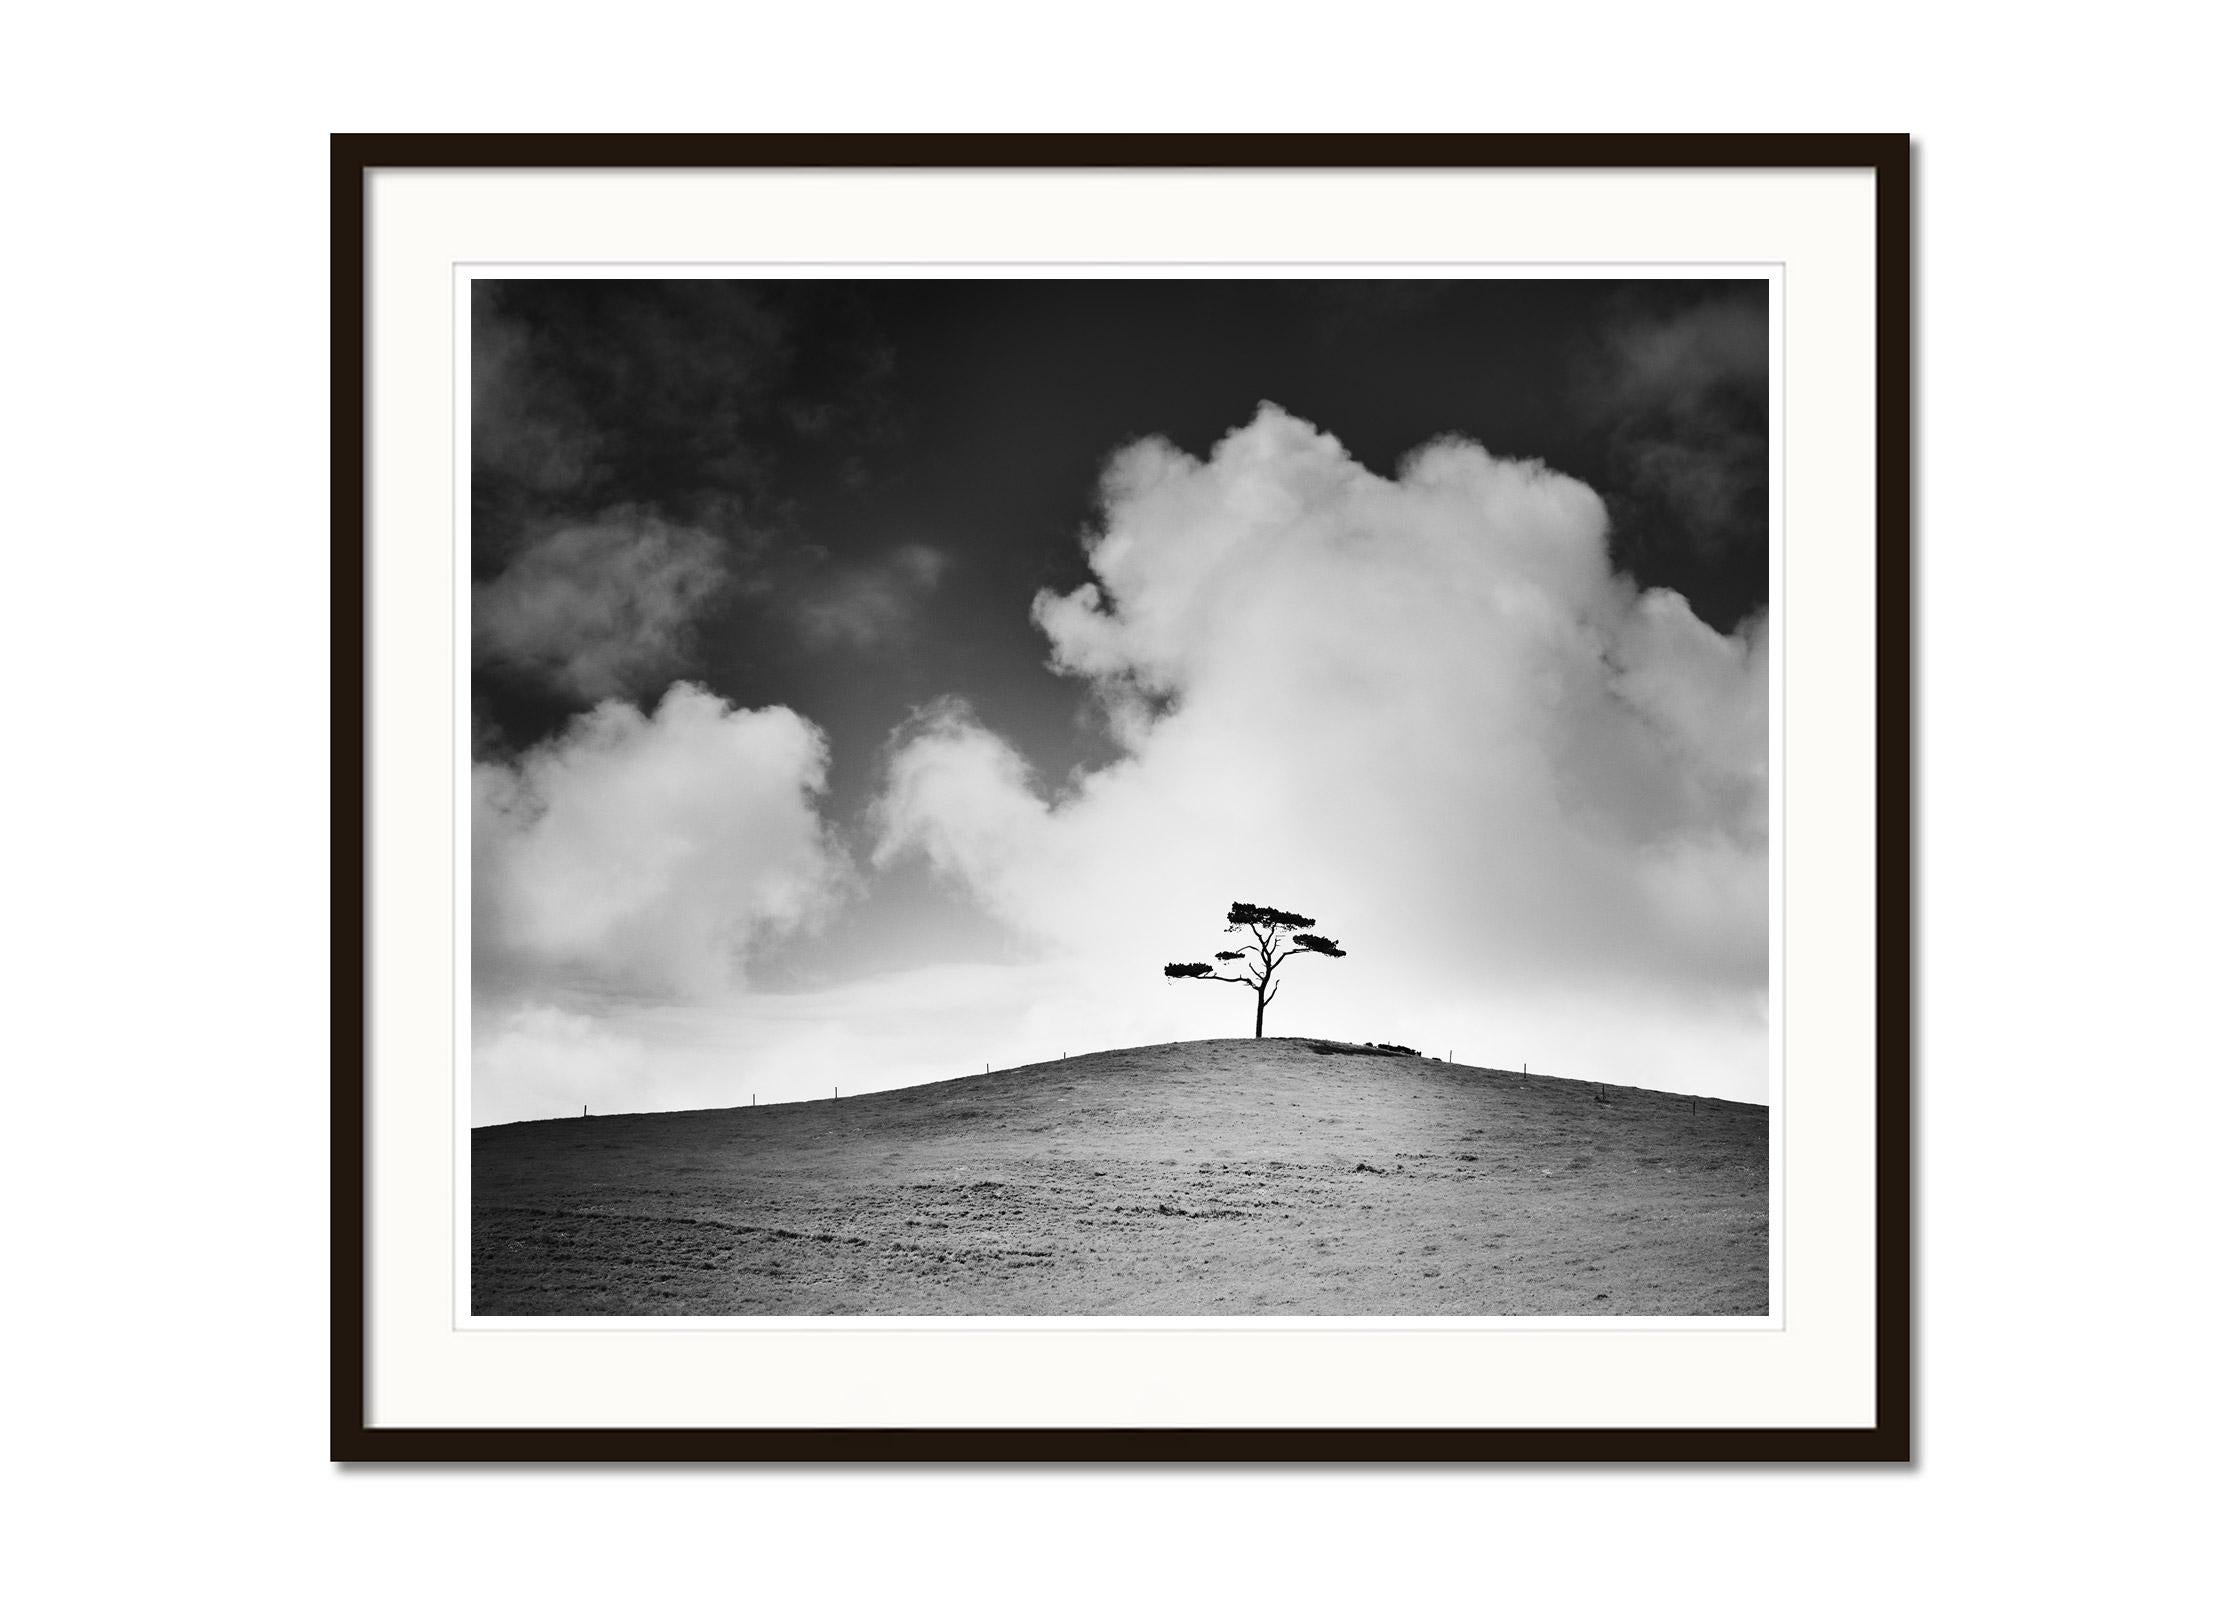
top-left (873, 404), bottom-right (1769, 1098)
top-left (473, 683), bottom-right (849, 999)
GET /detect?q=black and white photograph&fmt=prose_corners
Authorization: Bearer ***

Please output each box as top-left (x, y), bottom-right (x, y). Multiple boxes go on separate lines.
top-left (29, 0), bottom-right (2240, 1572)
top-left (469, 274), bottom-right (1774, 1318)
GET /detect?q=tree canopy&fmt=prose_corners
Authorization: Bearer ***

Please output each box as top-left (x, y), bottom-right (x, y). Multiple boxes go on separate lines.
top-left (1163, 901), bottom-right (1347, 1037)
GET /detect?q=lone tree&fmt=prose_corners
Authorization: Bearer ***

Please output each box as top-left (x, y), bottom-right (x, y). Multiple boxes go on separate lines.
top-left (1164, 901), bottom-right (1347, 1038)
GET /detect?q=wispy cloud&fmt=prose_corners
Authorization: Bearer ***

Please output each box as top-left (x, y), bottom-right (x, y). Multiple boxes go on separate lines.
top-left (471, 304), bottom-right (604, 497)
top-left (472, 281), bottom-right (897, 527)
top-left (795, 544), bottom-right (948, 650)
top-left (1584, 295), bottom-right (1770, 563)
top-left (473, 282), bottom-right (914, 707)
top-left (471, 282), bottom-right (794, 515)
top-left (472, 508), bottom-right (730, 702)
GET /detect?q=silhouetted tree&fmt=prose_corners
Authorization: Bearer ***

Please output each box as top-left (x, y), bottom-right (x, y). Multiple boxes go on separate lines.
top-left (1164, 901), bottom-right (1347, 1038)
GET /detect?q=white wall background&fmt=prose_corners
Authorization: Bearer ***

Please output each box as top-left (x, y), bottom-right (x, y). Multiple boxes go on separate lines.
top-left (3, 3), bottom-right (2231, 1594)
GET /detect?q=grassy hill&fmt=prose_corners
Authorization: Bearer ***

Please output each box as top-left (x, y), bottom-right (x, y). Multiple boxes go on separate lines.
top-left (472, 1037), bottom-right (1768, 1316)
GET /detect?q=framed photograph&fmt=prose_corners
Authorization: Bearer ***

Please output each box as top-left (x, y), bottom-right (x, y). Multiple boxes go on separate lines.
top-left (335, 134), bottom-right (1910, 1461)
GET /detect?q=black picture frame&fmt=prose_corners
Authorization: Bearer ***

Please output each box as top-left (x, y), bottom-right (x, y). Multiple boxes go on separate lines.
top-left (333, 132), bottom-right (1912, 1464)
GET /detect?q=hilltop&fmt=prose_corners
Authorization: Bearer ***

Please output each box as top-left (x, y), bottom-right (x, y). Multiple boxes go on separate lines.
top-left (472, 1037), bottom-right (1768, 1315)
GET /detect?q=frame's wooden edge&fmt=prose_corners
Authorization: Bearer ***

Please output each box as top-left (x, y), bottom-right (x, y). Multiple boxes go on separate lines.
top-left (333, 1426), bottom-right (1906, 1465)
top-left (331, 134), bottom-right (1914, 1465)
top-left (331, 137), bottom-right (370, 1463)
top-left (1871, 135), bottom-right (1915, 1463)
top-left (329, 130), bottom-right (1909, 171)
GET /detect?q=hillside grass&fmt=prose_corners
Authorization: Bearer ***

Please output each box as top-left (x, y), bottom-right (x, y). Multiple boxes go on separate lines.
top-left (472, 1037), bottom-right (1768, 1315)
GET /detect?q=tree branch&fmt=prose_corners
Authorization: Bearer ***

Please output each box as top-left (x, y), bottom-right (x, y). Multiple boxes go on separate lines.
top-left (1169, 966), bottom-right (1253, 986)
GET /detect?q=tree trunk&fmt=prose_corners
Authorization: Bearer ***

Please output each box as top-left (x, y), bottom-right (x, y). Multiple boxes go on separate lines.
top-left (1254, 987), bottom-right (1266, 1038)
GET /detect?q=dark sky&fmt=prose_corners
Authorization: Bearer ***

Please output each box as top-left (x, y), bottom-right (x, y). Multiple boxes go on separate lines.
top-left (474, 277), bottom-right (1768, 822)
